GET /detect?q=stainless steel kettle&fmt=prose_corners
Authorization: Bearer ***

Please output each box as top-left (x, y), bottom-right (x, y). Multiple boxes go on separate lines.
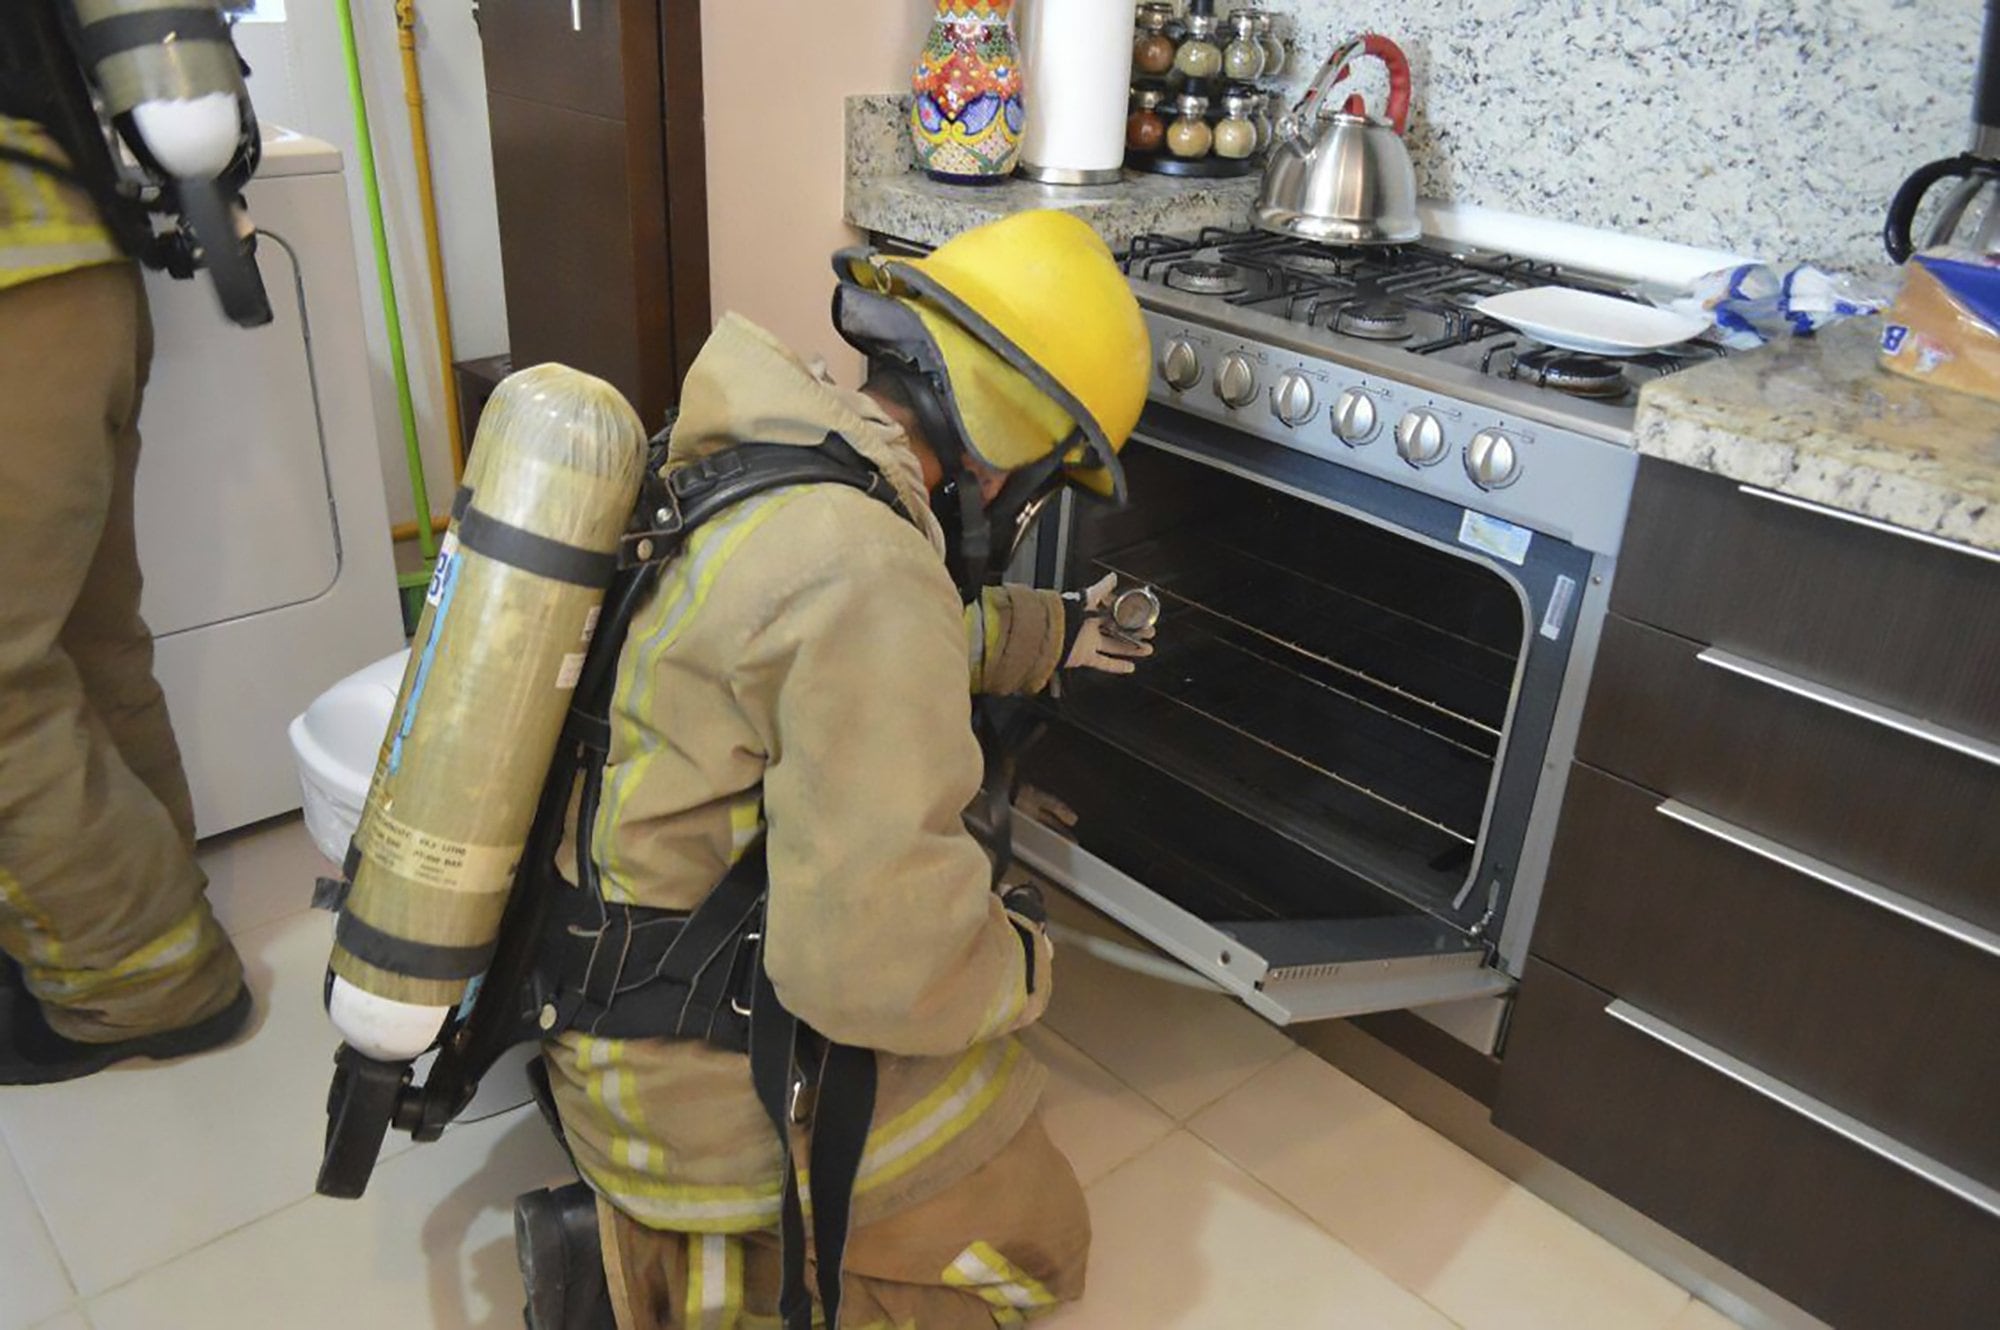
top-left (1255, 34), bottom-right (1419, 245)
top-left (1885, 0), bottom-right (2000, 260)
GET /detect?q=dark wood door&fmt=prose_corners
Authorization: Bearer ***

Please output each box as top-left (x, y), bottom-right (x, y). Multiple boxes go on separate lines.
top-left (478, 0), bottom-right (709, 429)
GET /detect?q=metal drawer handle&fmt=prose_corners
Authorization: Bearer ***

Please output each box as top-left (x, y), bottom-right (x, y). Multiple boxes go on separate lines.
top-left (1605, 999), bottom-right (2000, 1221)
top-left (1737, 485), bottom-right (2000, 567)
top-left (1695, 647), bottom-right (2000, 772)
top-left (1657, 799), bottom-right (2000, 962)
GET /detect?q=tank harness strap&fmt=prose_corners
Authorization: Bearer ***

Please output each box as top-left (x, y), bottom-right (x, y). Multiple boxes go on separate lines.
top-left (72, 7), bottom-right (232, 70)
top-left (455, 505), bottom-right (619, 588)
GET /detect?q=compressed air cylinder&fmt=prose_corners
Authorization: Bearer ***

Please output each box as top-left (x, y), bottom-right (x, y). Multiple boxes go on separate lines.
top-left (329, 364), bottom-right (646, 1026)
top-left (67, 0), bottom-right (248, 176)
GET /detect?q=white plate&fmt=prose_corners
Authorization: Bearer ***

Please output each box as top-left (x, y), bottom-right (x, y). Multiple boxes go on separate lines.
top-left (1472, 286), bottom-right (1710, 357)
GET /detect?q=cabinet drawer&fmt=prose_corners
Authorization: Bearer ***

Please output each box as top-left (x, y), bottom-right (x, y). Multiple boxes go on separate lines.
top-left (1614, 459), bottom-right (2000, 744)
top-left (1536, 762), bottom-right (2000, 1184)
top-left (1494, 960), bottom-right (2000, 1330)
top-left (1578, 615), bottom-right (2000, 933)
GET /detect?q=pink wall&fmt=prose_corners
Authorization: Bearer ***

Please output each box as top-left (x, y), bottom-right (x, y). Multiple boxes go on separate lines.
top-left (700, 0), bottom-right (931, 378)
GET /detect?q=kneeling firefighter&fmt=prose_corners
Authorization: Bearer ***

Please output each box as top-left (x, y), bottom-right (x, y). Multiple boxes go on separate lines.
top-left (314, 210), bottom-right (1154, 1329)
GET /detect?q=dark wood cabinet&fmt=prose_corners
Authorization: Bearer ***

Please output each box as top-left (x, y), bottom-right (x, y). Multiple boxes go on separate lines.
top-left (478, 0), bottom-right (709, 430)
top-left (1495, 961), bottom-right (2000, 1330)
top-left (1500, 460), bottom-right (2000, 1329)
top-left (1534, 761), bottom-right (2000, 1183)
top-left (1578, 615), bottom-right (2000, 931)
top-left (1615, 459), bottom-right (2000, 742)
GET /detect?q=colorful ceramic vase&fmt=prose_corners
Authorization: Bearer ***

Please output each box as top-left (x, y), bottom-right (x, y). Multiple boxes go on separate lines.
top-left (911, 0), bottom-right (1025, 183)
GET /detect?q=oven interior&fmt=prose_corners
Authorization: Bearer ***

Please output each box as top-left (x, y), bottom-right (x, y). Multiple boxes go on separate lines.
top-left (1021, 443), bottom-right (1528, 938)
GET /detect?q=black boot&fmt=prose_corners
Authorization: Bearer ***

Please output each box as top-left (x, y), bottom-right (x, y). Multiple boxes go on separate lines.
top-left (0, 984), bottom-right (252, 1086)
top-left (516, 1181), bottom-right (616, 1330)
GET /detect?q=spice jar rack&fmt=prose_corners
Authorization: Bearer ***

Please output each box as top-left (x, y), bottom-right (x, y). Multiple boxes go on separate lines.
top-left (1126, 0), bottom-right (1290, 177)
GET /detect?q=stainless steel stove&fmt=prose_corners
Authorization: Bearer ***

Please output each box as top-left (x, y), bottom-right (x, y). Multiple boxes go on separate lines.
top-left (1004, 219), bottom-right (1723, 1050)
top-left (1119, 227), bottom-right (1724, 555)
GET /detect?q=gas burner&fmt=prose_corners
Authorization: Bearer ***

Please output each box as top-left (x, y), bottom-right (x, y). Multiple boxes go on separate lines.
top-left (1520, 348), bottom-right (1629, 399)
top-left (1166, 260), bottom-right (1249, 296)
top-left (1335, 301), bottom-right (1413, 341)
top-left (1275, 250), bottom-right (1354, 279)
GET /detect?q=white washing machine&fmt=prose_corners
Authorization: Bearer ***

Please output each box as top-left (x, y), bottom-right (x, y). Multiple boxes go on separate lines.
top-left (135, 128), bottom-right (405, 838)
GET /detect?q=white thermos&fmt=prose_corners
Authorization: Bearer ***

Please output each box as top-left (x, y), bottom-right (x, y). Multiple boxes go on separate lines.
top-left (1016, 0), bottom-right (1132, 184)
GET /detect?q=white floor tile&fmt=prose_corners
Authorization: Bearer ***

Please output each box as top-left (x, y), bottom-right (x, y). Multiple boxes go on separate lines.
top-left (0, 1135), bottom-right (73, 1330)
top-left (1024, 1028), bottom-right (1175, 1187)
top-left (27, 1313), bottom-right (91, 1330)
top-left (1191, 1049), bottom-right (1692, 1330)
top-left (1041, 891), bottom-right (1291, 1121)
top-left (87, 1107), bottom-right (571, 1330)
top-left (0, 910), bottom-right (410, 1296)
top-left (197, 813), bottom-right (324, 938)
top-left (1042, 1130), bottom-right (1456, 1330)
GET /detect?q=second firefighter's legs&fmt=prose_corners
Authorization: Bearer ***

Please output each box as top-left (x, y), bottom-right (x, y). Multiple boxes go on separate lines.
top-left (0, 263), bottom-right (243, 1051)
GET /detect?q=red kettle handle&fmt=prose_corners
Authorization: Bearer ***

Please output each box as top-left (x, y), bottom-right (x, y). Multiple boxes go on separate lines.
top-left (1296, 33), bottom-right (1414, 136)
top-left (1360, 34), bottom-right (1413, 136)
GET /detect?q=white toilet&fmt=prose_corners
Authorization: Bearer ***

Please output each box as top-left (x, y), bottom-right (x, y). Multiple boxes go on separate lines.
top-left (288, 651), bottom-right (534, 1121)
top-left (288, 648), bottom-right (407, 864)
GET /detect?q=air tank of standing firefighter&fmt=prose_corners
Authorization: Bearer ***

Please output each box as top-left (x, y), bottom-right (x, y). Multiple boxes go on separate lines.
top-left (325, 364), bottom-right (646, 1062)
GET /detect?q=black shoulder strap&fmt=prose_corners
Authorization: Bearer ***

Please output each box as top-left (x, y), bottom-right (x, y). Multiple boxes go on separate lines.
top-left (620, 432), bottom-right (908, 570)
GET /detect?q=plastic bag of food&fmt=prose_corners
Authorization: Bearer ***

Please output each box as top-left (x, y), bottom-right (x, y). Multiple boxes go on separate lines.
top-left (1880, 249), bottom-right (2000, 403)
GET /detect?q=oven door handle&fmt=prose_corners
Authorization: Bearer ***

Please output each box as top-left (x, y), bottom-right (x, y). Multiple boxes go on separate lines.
top-left (1045, 922), bottom-right (1223, 991)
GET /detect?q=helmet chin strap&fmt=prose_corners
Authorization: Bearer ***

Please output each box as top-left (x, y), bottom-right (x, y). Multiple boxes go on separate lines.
top-left (874, 364), bottom-right (1072, 604)
top-left (880, 366), bottom-right (993, 605)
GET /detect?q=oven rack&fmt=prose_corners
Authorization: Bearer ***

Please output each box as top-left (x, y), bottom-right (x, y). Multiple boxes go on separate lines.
top-left (1094, 533), bottom-right (1516, 744)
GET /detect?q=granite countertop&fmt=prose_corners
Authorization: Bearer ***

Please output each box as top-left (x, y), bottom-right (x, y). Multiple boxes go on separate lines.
top-left (1634, 320), bottom-right (2000, 555)
top-left (844, 94), bottom-right (1260, 252)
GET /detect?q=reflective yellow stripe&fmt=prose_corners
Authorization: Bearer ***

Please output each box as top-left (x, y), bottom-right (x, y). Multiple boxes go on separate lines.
top-left (797, 1038), bottom-right (1023, 1204)
top-left (975, 950), bottom-right (1029, 1041)
top-left (727, 793), bottom-right (764, 863)
top-left (596, 488), bottom-right (810, 901)
top-left (942, 1240), bottom-right (1057, 1323)
top-left (577, 1036), bottom-right (665, 1178)
top-left (964, 597), bottom-right (987, 692)
top-left (23, 903), bottom-right (214, 1002)
top-left (0, 117), bottom-right (118, 290)
top-left (0, 866), bottom-right (67, 968)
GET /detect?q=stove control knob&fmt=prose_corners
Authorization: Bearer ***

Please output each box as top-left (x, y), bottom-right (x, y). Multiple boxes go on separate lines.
top-left (1160, 337), bottom-right (1203, 392)
top-left (1214, 352), bottom-right (1258, 408)
top-left (1331, 388), bottom-right (1379, 446)
top-left (1271, 371), bottom-right (1317, 426)
top-left (1465, 428), bottom-right (1522, 490)
top-left (1395, 409), bottom-right (1449, 467)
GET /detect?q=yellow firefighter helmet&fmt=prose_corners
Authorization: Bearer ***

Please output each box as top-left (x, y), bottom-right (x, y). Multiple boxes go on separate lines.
top-left (832, 210), bottom-right (1151, 500)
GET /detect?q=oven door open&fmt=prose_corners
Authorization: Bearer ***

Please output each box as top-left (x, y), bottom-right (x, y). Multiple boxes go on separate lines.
top-left (1007, 407), bottom-right (1593, 1024)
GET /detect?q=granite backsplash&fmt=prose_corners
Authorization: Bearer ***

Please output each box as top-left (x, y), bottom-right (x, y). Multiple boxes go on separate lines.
top-left (1265, 0), bottom-right (1979, 268)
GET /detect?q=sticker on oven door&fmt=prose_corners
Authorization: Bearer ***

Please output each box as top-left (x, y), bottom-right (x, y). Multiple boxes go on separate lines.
top-left (1457, 510), bottom-right (1533, 566)
top-left (1540, 574), bottom-right (1577, 641)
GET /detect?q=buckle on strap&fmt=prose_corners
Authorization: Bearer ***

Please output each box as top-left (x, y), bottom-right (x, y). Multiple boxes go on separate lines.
top-left (788, 1073), bottom-right (817, 1125)
top-left (618, 486), bottom-right (685, 569)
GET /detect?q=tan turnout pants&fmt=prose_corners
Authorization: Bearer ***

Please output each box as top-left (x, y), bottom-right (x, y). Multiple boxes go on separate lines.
top-left (600, 1110), bottom-right (1090, 1329)
top-left (0, 262), bottom-right (242, 1041)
